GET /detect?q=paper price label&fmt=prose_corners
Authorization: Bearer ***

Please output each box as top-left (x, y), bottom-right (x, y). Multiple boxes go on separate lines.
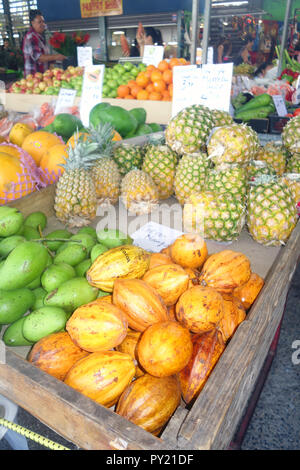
top-left (77, 46), bottom-right (93, 67)
top-left (272, 95), bottom-right (288, 117)
top-left (198, 63), bottom-right (233, 112)
top-left (131, 222), bottom-right (183, 253)
top-left (80, 64), bottom-right (105, 127)
top-left (54, 88), bottom-right (77, 115)
top-left (172, 65), bottom-right (200, 116)
top-left (142, 45), bottom-right (164, 67)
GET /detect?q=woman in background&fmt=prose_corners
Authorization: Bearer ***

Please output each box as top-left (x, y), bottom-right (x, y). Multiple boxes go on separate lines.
top-left (214, 36), bottom-right (232, 64)
top-left (136, 27), bottom-right (163, 57)
top-left (233, 35), bottom-right (254, 66)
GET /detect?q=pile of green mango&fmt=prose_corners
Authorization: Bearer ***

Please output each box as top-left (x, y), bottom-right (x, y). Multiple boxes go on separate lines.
top-left (0, 206), bottom-right (133, 348)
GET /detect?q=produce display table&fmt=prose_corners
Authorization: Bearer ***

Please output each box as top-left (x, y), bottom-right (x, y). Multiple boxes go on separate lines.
top-left (0, 180), bottom-right (299, 450)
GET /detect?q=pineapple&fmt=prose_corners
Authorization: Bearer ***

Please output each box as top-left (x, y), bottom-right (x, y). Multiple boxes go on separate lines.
top-left (205, 163), bottom-right (247, 202)
top-left (256, 142), bottom-right (287, 176)
top-left (88, 123), bottom-right (121, 206)
top-left (247, 160), bottom-right (276, 180)
top-left (183, 191), bottom-right (245, 242)
top-left (211, 109), bottom-right (234, 127)
top-left (174, 152), bottom-right (211, 206)
top-left (282, 115), bottom-right (300, 154)
top-left (281, 174), bottom-right (300, 210)
top-left (207, 123), bottom-right (259, 166)
top-left (121, 169), bottom-right (159, 215)
top-left (142, 141), bottom-right (177, 200)
top-left (113, 143), bottom-right (144, 175)
top-left (165, 104), bottom-right (214, 155)
top-left (247, 176), bottom-right (298, 246)
top-left (54, 137), bottom-right (99, 227)
top-left (286, 153), bottom-right (300, 173)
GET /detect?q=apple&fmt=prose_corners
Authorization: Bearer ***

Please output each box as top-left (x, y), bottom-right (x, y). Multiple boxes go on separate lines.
top-left (20, 78), bottom-right (27, 86)
top-left (13, 87), bottom-right (22, 94)
top-left (26, 79), bottom-right (34, 88)
top-left (53, 79), bottom-right (61, 87)
top-left (34, 72), bottom-right (43, 80)
top-left (33, 87), bottom-right (41, 94)
top-left (33, 78), bottom-right (41, 86)
top-left (67, 66), bottom-right (76, 75)
top-left (43, 70), bottom-right (54, 79)
top-left (26, 74), bottom-right (33, 81)
top-left (38, 82), bottom-right (47, 91)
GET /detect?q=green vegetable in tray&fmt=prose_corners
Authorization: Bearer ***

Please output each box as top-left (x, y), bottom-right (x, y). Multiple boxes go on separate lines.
top-left (234, 93), bottom-right (272, 114)
top-left (235, 103), bottom-right (275, 122)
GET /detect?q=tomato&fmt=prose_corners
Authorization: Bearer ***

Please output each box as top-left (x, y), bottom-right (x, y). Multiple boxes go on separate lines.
top-left (293, 109), bottom-right (300, 116)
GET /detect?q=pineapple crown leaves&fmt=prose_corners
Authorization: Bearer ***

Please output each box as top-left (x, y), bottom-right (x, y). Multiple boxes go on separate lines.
top-left (249, 174), bottom-right (278, 186)
top-left (146, 133), bottom-right (166, 147)
top-left (86, 122), bottom-right (115, 157)
top-left (60, 132), bottom-right (101, 171)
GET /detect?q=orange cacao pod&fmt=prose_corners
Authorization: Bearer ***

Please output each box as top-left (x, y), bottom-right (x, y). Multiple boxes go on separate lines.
top-left (27, 331), bottom-right (89, 381)
top-left (179, 329), bottom-right (225, 404)
top-left (113, 278), bottom-right (168, 332)
top-left (219, 295), bottom-right (246, 342)
top-left (64, 350), bottom-right (136, 408)
top-left (198, 249), bottom-right (251, 294)
top-left (116, 329), bottom-right (144, 377)
top-left (170, 233), bottom-right (208, 269)
top-left (160, 245), bottom-right (172, 257)
top-left (149, 252), bottom-right (173, 269)
top-left (233, 272), bottom-right (264, 310)
top-left (66, 300), bottom-right (128, 352)
top-left (167, 304), bottom-right (177, 321)
top-left (116, 374), bottom-right (181, 436)
top-left (176, 285), bottom-right (224, 333)
top-left (184, 267), bottom-right (199, 289)
top-left (143, 263), bottom-right (189, 306)
top-left (137, 321), bottom-right (193, 377)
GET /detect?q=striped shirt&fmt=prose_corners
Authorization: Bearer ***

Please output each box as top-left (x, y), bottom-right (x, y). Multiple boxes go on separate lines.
top-left (22, 27), bottom-right (49, 77)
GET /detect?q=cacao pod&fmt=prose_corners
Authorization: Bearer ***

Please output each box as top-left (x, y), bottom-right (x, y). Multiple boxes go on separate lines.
top-left (66, 300), bottom-right (128, 352)
top-left (64, 350), bottom-right (136, 408)
top-left (149, 252), bottom-right (173, 269)
top-left (143, 263), bottom-right (189, 306)
top-left (198, 250), bottom-right (251, 294)
top-left (116, 329), bottom-right (144, 377)
top-left (160, 245), bottom-right (172, 257)
top-left (167, 304), bottom-right (177, 322)
top-left (176, 285), bottom-right (225, 333)
top-left (27, 331), bottom-right (89, 381)
top-left (137, 320), bottom-right (193, 377)
top-left (218, 295), bottom-right (246, 342)
top-left (113, 279), bottom-right (168, 332)
top-left (170, 233), bottom-right (208, 269)
top-left (86, 245), bottom-right (150, 292)
top-left (233, 272), bottom-right (264, 310)
top-left (184, 267), bottom-right (199, 289)
top-left (116, 374), bottom-right (181, 436)
top-left (179, 329), bottom-right (225, 404)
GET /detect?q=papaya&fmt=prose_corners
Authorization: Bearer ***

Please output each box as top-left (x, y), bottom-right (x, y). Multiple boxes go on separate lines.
top-left (148, 123), bottom-right (163, 133)
top-left (89, 105), bottom-right (138, 138)
top-left (129, 108), bottom-right (146, 127)
top-left (89, 102), bottom-right (111, 127)
top-left (0, 288), bottom-right (35, 324)
top-left (52, 114), bottom-right (83, 139)
top-left (0, 241), bottom-right (49, 290)
top-left (135, 123), bottom-right (153, 136)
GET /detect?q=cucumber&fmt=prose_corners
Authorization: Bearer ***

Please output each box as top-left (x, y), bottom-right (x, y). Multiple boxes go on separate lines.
top-left (235, 93), bottom-right (272, 114)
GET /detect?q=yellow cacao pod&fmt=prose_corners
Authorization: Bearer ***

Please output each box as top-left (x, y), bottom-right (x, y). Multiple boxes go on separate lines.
top-left (143, 263), bottom-right (189, 306)
top-left (86, 245), bottom-right (150, 292)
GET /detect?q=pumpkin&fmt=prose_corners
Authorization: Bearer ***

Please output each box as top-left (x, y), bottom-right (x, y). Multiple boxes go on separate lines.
top-left (143, 263), bottom-right (189, 306)
top-left (176, 285), bottom-right (225, 334)
top-left (116, 374), bottom-right (181, 436)
top-left (27, 331), bottom-right (89, 381)
top-left (233, 272), bottom-right (264, 310)
top-left (179, 329), bottom-right (225, 404)
top-left (66, 300), bottom-right (128, 352)
top-left (116, 329), bottom-right (144, 377)
top-left (137, 320), bottom-right (193, 377)
top-left (170, 233), bottom-right (208, 269)
top-left (64, 350), bottom-right (136, 408)
top-left (218, 295), bottom-right (246, 342)
top-left (39, 144), bottom-right (68, 184)
top-left (9, 122), bottom-right (33, 147)
top-left (22, 130), bottom-right (63, 165)
top-left (198, 249), bottom-right (251, 294)
top-left (148, 252), bottom-right (173, 270)
top-left (113, 278), bottom-right (169, 332)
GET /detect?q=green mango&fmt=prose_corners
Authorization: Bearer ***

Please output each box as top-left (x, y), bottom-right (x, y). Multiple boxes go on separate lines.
top-left (44, 277), bottom-right (98, 312)
top-left (44, 229), bottom-right (72, 251)
top-left (14, 224), bottom-right (25, 236)
top-left (26, 274), bottom-right (42, 289)
top-left (97, 290), bottom-right (111, 298)
top-left (96, 228), bottom-right (133, 249)
top-left (0, 241), bottom-right (49, 290)
top-left (22, 306), bottom-right (68, 342)
top-left (2, 316), bottom-right (34, 346)
top-left (0, 206), bottom-right (24, 237)
top-left (0, 288), bottom-right (35, 325)
top-left (77, 226), bottom-right (97, 240)
top-left (24, 211), bottom-right (47, 231)
top-left (32, 287), bottom-right (47, 310)
top-left (0, 235), bottom-right (26, 258)
top-left (41, 263), bottom-right (76, 292)
top-left (90, 243), bottom-right (108, 263)
top-left (69, 233), bottom-right (96, 254)
top-left (75, 258), bottom-right (92, 277)
top-left (23, 226), bottom-right (40, 241)
top-left (54, 242), bottom-right (88, 266)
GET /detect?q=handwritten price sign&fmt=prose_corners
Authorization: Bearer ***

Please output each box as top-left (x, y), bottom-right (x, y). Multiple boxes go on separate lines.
top-left (172, 65), bottom-right (200, 116)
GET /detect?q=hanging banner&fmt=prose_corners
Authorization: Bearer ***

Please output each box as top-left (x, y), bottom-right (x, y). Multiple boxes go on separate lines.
top-left (80, 0), bottom-right (123, 18)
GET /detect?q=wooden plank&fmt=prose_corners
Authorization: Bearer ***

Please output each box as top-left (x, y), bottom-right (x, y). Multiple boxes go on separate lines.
top-left (176, 221), bottom-right (300, 450)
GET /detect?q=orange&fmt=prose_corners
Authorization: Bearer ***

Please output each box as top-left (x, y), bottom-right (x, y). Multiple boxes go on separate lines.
top-left (162, 69), bottom-right (173, 85)
top-left (146, 83), bottom-right (155, 93)
top-left (168, 83), bottom-right (173, 98)
top-left (136, 72), bottom-right (150, 88)
top-left (21, 131), bottom-right (63, 166)
top-left (127, 79), bottom-right (137, 89)
top-left (112, 130), bottom-right (123, 141)
top-left (169, 57), bottom-right (181, 69)
top-left (146, 64), bottom-right (156, 73)
top-left (137, 89), bottom-right (149, 100)
top-left (151, 69), bottom-right (163, 82)
top-left (178, 57), bottom-right (187, 64)
top-left (124, 94), bottom-right (135, 99)
top-left (131, 84), bottom-right (143, 98)
top-left (153, 79), bottom-right (166, 93)
top-left (149, 91), bottom-right (162, 101)
top-left (67, 132), bottom-right (89, 149)
top-left (162, 90), bottom-right (171, 101)
top-left (158, 60), bottom-right (170, 72)
top-left (117, 85), bottom-right (130, 98)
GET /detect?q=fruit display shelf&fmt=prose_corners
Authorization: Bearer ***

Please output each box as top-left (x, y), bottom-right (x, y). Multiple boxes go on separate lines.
top-left (0, 165), bottom-right (299, 450)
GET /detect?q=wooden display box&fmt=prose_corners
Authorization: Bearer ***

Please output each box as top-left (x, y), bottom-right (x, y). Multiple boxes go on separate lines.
top-left (0, 180), bottom-right (299, 450)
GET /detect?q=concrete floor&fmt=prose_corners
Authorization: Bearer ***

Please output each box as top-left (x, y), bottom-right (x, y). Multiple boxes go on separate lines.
top-left (1, 262), bottom-right (299, 451)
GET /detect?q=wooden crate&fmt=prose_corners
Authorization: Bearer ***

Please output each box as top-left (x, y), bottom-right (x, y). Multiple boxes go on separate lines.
top-left (0, 183), bottom-right (299, 450)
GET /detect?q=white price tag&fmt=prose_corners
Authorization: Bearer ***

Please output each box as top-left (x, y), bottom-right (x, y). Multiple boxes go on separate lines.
top-left (77, 47), bottom-right (93, 67)
top-left (172, 65), bottom-right (200, 116)
top-left (80, 64), bottom-right (105, 127)
top-left (142, 45), bottom-right (164, 67)
top-left (295, 76), bottom-right (300, 104)
top-left (272, 95), bottom-right (288, 117)
top-left (198, 63), bottom-right (233, 112)
top-left (54, 88), bottom-right (77, 115)
top-left (196, 47), bottom-right (214, 65)
top-left (131, 222), bottom-right (183, 253)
